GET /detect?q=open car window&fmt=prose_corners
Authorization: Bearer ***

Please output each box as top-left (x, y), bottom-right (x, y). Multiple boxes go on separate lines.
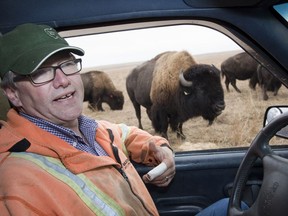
top-left (64, 24), bottom-right (288, 152)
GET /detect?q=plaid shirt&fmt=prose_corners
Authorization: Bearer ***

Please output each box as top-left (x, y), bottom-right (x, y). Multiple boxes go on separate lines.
top-left (20, 112), bottom-right (108, 156)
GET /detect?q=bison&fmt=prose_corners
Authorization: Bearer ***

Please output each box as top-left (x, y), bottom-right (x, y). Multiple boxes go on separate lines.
top-left (81, 71), bottom-right (124, 111)
top-left (126, 51), bottom-right (225, 140)
top-left (257, 65), bottom-right (282, 100)
top-left (221, 52), bottom-right (259, 93)
top-left (126, 52), bottom-right (167, 129)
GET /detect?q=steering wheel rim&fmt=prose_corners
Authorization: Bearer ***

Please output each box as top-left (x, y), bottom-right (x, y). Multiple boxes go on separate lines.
top-left (228, 111), bottom-right (288, 216)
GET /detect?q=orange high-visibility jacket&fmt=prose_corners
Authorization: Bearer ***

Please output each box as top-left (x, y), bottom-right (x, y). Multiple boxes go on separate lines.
top-left (0, 109), bottom-right (169, 216)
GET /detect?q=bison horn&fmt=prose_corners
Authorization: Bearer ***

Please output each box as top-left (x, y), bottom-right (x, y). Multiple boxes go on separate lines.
top-left (179, 71), bottom-right (193, 87)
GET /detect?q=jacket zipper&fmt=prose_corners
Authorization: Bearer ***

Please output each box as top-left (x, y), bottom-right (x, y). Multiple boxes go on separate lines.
top-left (106, 129), bottom-right (154, 215)
top-left (107, 129), bottom-right (129, 181)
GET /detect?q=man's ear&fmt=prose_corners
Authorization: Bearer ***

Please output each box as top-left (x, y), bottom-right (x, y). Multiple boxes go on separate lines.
top-left (3, 87), bottom-right (23, 107)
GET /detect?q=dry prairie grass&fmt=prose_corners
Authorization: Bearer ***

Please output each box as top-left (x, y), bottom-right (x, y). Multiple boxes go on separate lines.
top-left (82, 51), bottom-right (288, 152)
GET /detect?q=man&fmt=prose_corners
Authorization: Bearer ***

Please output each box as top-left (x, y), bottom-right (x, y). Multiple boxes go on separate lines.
top-left (0, 23), bottom-right (175, 215)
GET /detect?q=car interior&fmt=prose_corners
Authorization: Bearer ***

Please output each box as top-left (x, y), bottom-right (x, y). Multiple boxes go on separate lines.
top-left (1, 0), bottom-right (288, 215)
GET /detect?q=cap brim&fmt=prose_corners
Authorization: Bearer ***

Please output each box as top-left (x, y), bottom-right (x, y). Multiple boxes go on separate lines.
top-left (11, 44), bottom-right (84, 75)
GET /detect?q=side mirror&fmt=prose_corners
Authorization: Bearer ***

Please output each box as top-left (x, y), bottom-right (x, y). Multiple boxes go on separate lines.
top-left (264, 106), bottom-right (288, 139)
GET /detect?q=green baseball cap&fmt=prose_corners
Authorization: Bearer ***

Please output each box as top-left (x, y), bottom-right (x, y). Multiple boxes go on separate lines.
top-left (0, 23), bottom-right (84, 78)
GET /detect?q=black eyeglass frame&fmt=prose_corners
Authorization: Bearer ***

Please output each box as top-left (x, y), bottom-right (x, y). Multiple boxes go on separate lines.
top-left (13, 58), bottom-right (82, 85)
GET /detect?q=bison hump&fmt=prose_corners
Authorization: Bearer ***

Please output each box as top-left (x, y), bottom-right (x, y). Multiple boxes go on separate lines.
top-left (150, 51), bottom-right (196, 105)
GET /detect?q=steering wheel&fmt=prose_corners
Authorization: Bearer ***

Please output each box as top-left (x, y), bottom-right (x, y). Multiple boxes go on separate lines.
top-left (228, 111), bottom-right (288, 216)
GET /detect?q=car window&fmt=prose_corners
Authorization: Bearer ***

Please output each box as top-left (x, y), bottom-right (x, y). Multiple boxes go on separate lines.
top-left (65, 24), bottom-right (288, 152)
top-left (273, 3), bottom-right (288, 22)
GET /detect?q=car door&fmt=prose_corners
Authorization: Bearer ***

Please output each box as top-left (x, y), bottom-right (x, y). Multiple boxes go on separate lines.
top-left (1, 1), bottom-right (288, 216)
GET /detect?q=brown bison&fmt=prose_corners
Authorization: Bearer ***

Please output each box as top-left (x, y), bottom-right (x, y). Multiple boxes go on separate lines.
top-left (221, 52), bottom-right (259, 93)
top-left (81, 71), bottom-right (124, 111)
top-left (126, 51), bottom-right (225, 140)
top-left (257, 65), bottom-right (282, 100)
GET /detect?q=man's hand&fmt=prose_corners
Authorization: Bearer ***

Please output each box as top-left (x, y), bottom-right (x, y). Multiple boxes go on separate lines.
top-left (142, 142), bottom-right (175, 187)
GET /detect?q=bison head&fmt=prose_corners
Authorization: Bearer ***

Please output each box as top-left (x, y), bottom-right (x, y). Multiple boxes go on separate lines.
top-left (103, 90), bottom-right (124, 110)
top-left (178, 64), bottom-right (225, 124)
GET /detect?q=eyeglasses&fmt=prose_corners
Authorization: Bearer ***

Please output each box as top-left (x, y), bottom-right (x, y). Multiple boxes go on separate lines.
top-left (13, 58), bottom-right (82, 85)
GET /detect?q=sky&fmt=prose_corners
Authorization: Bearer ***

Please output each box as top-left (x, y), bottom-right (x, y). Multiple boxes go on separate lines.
top-left (66, 25), bottom-right (242, 68)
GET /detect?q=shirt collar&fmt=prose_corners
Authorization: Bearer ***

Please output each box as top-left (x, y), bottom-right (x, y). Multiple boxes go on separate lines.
top-left (19, 112), bottom-right (98, 146)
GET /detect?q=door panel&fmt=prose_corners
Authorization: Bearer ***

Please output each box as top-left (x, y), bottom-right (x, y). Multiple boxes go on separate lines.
top-left (134, 148), bottom-right (288, 216)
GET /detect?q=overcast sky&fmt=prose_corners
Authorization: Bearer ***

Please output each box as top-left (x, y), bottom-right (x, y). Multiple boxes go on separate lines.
top-left (66, 25), bottom-right (242, 68)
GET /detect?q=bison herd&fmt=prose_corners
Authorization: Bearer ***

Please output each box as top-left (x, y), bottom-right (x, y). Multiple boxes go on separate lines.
top-left (82, 51), bottom-right (282, 140)
top-left (221, 52), bottom-right (282, 100)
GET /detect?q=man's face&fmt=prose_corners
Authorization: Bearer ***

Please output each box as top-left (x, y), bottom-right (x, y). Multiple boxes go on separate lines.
top-left (9, 52), bottom-right (84, 126)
